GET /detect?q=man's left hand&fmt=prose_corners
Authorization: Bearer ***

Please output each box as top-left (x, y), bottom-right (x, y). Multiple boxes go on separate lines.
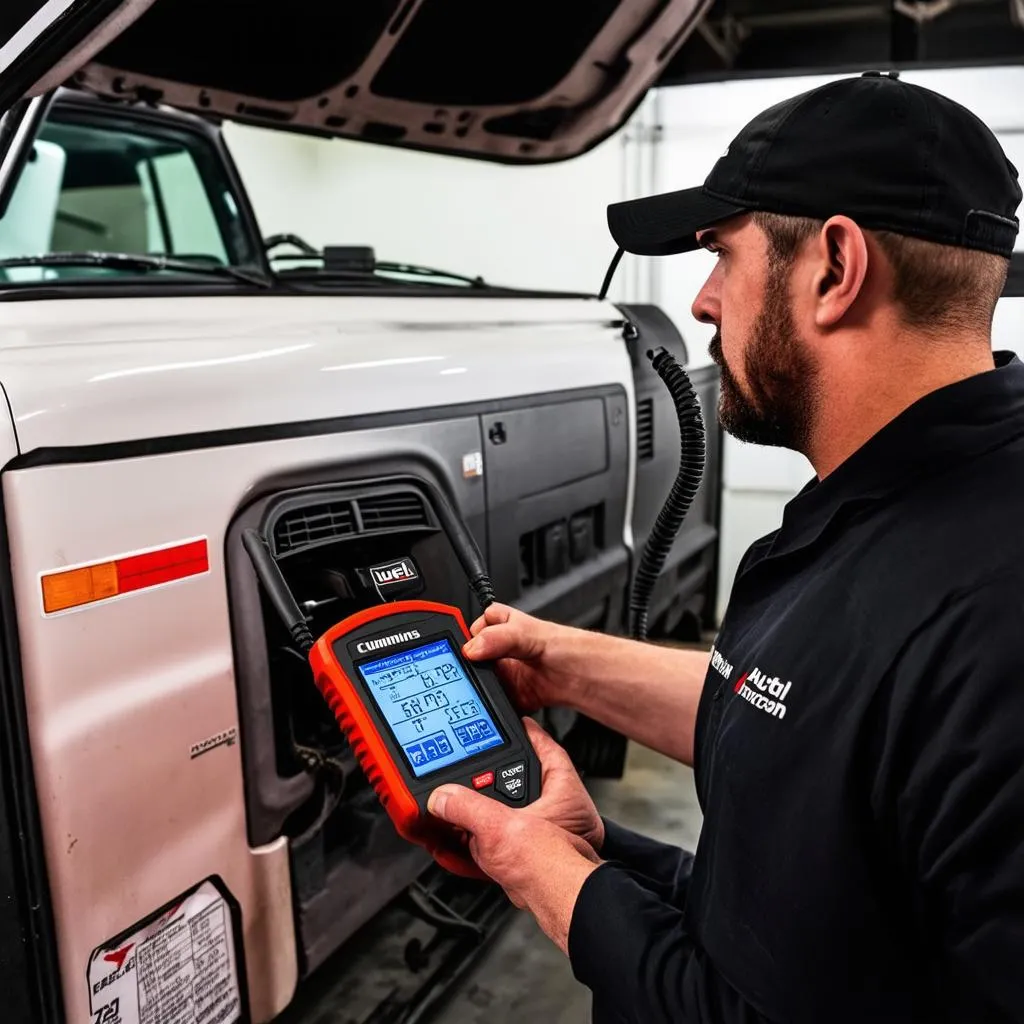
top-left (426, 718), bottom-right (605, 953)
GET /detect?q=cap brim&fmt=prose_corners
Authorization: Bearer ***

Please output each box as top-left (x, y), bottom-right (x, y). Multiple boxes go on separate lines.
top-left (607, 187), bottom-right (747, 256)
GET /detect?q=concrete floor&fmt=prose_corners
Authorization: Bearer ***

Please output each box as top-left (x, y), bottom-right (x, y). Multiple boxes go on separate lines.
top-left (434, 743), bottom-right (704, 1023)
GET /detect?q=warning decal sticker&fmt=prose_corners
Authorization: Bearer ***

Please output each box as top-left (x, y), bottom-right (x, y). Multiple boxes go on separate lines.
top-left (88, 881), bottom-right (242, 1024)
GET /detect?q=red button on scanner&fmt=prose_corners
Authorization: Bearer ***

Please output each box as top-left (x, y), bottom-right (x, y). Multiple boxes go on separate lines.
top-left (472, 771), bottom-right (495, 789)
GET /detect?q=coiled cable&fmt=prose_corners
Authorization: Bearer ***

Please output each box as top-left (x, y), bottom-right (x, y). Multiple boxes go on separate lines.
top-left (628, 346), bottom-right (706, 640)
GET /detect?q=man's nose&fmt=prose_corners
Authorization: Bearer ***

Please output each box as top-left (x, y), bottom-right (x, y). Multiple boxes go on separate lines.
top-left (691, 269), bottom-right (720, 326)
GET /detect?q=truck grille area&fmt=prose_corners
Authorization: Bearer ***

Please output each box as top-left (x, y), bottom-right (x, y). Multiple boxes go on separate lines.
top-left (358, 491), bottom-right (429, 531)
top-left (271, 489), bottom-right (431, 556)
top-left (274, 499), bottom-right (357, 554)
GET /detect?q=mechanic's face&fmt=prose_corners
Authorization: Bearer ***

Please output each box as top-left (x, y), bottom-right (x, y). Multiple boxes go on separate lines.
top-left (691, 217), bottom-right (819, 452)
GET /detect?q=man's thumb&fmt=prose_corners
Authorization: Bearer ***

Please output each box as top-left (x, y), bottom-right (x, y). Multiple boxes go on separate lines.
top-left (427, 783), bottom-right (506, 831)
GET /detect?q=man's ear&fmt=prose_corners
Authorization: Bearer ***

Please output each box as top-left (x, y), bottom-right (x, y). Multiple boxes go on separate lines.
top-left (811, 216), bottom-right (869, 329)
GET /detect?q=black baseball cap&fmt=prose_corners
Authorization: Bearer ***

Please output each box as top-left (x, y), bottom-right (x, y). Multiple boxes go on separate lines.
top-left (607, 71), bottom-right (1022, 259)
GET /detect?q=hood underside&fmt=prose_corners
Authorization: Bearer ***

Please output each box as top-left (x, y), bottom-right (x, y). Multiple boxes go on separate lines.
top-left (19, 0), bottom-right (712, 164)
top-left (4, 1), bottom-right (1020, 166)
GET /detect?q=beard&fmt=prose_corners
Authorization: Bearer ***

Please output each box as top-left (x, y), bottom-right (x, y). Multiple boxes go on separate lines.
top-left (709, 261), bottom-right (819, 451)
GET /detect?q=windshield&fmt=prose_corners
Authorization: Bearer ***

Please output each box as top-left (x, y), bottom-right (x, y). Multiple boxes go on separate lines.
top-left (0, 105), bottom-right (259, 284)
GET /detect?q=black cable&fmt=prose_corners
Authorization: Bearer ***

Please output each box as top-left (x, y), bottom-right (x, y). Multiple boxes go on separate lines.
top-left (628, 347), bottom-right (706, 640)
top-left (242, 529), bottom-right (315, 652)
top-left (598, 247), bottom-right (625, 300)
top-left (417, 479), bottom-right (496, 612)
top-left (263, 232), bottom-right (318, 255)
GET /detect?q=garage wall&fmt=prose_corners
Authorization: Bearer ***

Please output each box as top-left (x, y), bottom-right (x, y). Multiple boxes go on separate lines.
top-left (223, 97), bottom-right (660, 303)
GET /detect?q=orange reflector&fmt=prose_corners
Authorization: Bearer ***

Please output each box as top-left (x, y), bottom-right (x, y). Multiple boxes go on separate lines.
top-left (41, 538), bottom-right (209, 614)
top-left (42, 563), bottom-right (118, 614)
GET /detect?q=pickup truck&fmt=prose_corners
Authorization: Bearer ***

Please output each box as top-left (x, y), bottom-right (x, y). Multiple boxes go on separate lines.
top-left (0, 4), bottom-right (721, 1022)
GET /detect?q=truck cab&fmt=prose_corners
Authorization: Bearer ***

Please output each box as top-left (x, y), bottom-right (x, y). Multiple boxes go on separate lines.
top-left (0, 10), bottom-right (721, 1021)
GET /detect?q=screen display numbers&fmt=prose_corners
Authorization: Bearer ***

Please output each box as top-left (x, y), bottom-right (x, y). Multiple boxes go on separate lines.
top-left (357, 637), bottom-right (504, 778)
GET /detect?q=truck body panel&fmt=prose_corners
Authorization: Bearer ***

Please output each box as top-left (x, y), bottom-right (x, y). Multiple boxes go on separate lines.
top-left (0, 295), bottom-right (635, 455)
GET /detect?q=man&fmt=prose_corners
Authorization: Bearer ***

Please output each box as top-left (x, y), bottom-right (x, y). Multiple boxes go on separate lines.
top-left (426, 71), bottom-right (1024, 1022)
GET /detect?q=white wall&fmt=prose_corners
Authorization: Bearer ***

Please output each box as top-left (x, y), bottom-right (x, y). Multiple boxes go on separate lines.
top-left (223, 97), bottom-right (660, 302)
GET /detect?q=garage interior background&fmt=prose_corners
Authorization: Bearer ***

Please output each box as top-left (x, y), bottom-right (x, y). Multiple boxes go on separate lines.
top-left (224, 64), bottom-right (1024, 622)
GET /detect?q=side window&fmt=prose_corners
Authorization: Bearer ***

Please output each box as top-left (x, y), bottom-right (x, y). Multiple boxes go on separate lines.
top-left (49, 146), bottom-right (156, 254)
top-left (0, 110), bottom-right (239, 269)
top-left (148, 151), bottom-right (227, 258)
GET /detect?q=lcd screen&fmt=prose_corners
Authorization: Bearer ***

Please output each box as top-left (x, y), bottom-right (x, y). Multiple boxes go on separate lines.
top-left (357, 637), bottom-right (505, 777)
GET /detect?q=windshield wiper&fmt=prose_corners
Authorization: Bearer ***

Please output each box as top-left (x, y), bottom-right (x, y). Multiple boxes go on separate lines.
top-left (0, 252), bottom-right (272, 289)
top-left (373, 260), bottom-right (486, 288)
top-left (266, 237), bottom-right (488, 289)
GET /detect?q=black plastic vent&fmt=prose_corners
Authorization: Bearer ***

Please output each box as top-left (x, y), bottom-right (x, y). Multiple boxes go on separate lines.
top-left (273, 499), bottom-right (357, 555)
top-left (357, 491), bottom-right (429, 530)
top-left (269, 488), bottom-right (433, 557)
top-left (637, 398), bottom-right (654, 461)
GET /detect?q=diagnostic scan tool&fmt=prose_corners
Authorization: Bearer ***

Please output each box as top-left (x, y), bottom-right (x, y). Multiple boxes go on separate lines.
top-left (242, 522), bottom-right (540, 872)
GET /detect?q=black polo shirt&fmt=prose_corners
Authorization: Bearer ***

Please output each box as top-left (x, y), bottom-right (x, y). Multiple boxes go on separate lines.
top-left (569, 351), bottom-right (1024, 1023)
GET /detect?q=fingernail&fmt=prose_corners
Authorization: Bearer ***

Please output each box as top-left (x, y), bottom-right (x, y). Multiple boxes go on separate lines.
top-left (463, 638), bottom-right (480, 657)
top-left (428, 790), bottom-right (448, 818)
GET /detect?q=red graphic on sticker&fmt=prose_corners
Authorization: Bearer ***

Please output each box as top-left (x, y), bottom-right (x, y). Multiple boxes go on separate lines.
top-left (103, 944), bottom-right (134, 970)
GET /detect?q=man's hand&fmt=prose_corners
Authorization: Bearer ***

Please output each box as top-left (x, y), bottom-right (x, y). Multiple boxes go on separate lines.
top-left (467, 603), bottom-right (710, 769)
top-left (427, 718), bottom-right (605, 952)
top-left (519, 717), bottom-right (605, 850)
top-left (462, 603), bottom-right (578, 713)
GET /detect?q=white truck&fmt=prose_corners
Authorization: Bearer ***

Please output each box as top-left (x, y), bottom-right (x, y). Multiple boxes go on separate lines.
top-left (1, 4), bottom-right (1020, 1024)
top-left (0, 4), bottom-right (721, 1022)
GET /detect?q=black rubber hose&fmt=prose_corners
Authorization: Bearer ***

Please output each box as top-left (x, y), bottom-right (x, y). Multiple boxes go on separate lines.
top-left (599, 246), bottom-right (625, 301)
top-left (242, 529), bottom-right (316, 653)
top-left (417, 478), bottom-right (496, 612)
top-left (628, 346), bottom-right (707, 640)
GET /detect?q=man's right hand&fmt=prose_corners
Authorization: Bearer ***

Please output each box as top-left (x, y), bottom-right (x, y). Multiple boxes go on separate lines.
top-left (463, 601), bottom-right (710, 768)
top-left (462, 603), bottom-right (573, 713)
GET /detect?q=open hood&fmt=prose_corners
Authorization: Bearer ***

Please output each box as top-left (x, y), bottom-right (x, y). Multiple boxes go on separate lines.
top-left (1, 0), bottom-right (711, 164)
top-left (5, 2), bottom-right (1018, 167)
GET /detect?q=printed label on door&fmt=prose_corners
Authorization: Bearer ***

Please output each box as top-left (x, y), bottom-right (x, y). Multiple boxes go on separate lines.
top-left (87, 881), bottom-right (241, 1024)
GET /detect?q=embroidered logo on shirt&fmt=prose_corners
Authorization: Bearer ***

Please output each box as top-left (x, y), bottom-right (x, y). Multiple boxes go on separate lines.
top-left (710, 645), bottom-right (733, 680)
top-left (734, 666), bottom-right (792, 720)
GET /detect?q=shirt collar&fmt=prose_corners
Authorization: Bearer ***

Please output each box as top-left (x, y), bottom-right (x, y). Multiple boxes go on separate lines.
top-left (763, 350), bottom-right (1024, 561)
